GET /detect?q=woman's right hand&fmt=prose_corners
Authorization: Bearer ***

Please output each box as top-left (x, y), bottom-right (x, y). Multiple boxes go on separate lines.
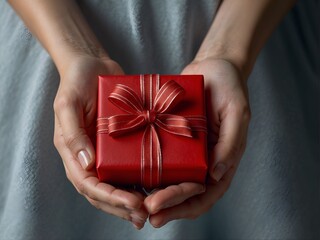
top-left (53, 54), bottom-right (148, 229)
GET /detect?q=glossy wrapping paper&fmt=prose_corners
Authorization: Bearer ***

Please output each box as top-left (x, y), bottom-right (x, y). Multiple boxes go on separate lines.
top-left (96, 74), bottom-right (207, 189)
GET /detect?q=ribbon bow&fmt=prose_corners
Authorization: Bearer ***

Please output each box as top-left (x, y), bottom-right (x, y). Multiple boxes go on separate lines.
top-left (97, 75), bottom-right (206, 188)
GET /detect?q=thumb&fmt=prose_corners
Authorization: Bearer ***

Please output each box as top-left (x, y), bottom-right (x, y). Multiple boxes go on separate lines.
top-left (54, 97), bottom-right (95, 170)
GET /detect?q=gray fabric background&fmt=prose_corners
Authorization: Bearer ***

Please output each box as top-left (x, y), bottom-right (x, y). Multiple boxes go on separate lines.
top-left (0, 0), bottom-right (319, 239)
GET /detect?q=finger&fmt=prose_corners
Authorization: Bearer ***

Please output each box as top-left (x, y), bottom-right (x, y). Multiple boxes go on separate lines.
top-left (66, 154), bottom-right (143, 209)
top-left (85, 196), bottom-right (132, 221)
top-left (54, 96), bottom-right (95, 170)
top-left (210, 104), bottom-right (250, 181)
top-left (149, 168), bottom-right (236, 228)
top-left (54, 114), bottom-right (79, 188)
top-left (54, 119), bottom-right (144, 210)
top-left (144, 182), bottom-right (205, 214)
top-left (127, 188), bottom-right (147, 201)
top-left (54, 114), bottom-right (92, 193)
top-left (85, 196), bottom-right (148, 229)
top-left (77, 176), bottom-right (144, 209)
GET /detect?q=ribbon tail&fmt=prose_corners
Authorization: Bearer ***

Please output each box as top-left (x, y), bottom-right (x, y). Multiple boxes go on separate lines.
top-left (141, 125), bottom-right (162, 189)
top-left (185, 116), bottom-right (208, 133)
top-left (155, 114), bottom-right (193, 138)
top-left (108, 114), bottom-right (146, 137)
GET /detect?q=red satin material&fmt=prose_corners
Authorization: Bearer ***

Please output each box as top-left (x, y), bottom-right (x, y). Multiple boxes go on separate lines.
top-left (96, 74), bottom-right (207, 189)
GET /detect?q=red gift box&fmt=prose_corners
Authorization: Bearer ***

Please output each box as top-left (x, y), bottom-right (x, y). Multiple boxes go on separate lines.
top-left (96, 74), bottom-right (207, 189)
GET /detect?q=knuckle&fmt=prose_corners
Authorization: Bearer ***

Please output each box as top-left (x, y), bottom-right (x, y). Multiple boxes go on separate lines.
top-left (61, 163), bottom-right (71, 180)
top-left (173, 186), bottom-right (184, 196)
top-left (64, 132), bottom-right (85, 150)
top-left (64, 170), bottom-right (71, 182)
top-left (106, 60), bottom-right (123, 74)
top-left (108, 190), bottom-right (127, 208)
top-left (53, 134), bottom-right (61, 148)
top-left (70, 182), bottom-right (80, 194)
top-left (122, 215), bottom-right (132, 222)
top-left (74, 180), bottom-right (86, 196)
top-left (75, 187), bottom-right (82, 195)
top-left (231, 101), bottom-right (251, 122)
top-left (228, 144), bottom-right (241, 159)
top-left (109, 200), bottom-right (123, 208)
top-left (91, 200), bottom-right (101, 210)
top-left (84, 189), bottom-right (98, 202)
top-left (242, 105), bottom-right (251, 122)
top-left (234, 101), bottom-right (251, 120)
top-left (78, 185), bottom-right (86, 196)
top-left (53, 135), bottom-right (58, 148)
top-left (183, 62), bottom-right (199, 74)
top-left (53, 96), bottom-right (73, 112)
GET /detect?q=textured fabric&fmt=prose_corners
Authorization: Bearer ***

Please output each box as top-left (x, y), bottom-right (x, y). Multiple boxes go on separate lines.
top-left (0, 0), bottom-right (319, 239)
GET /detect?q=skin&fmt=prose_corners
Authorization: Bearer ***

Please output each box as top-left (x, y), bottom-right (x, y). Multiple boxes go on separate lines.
top-left (9, 0), bottom-right (296, 230)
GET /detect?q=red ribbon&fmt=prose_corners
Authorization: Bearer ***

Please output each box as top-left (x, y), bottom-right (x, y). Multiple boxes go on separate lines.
top-left (97, 74), bottom-right (206, 188)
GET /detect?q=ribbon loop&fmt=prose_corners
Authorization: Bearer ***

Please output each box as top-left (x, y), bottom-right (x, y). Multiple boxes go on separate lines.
top-left (142, 110), bottom-right (157, 124)
top-left (153, 80), bottom-right (185, 113)
top-left (108, 84), bottom-right (144, 114)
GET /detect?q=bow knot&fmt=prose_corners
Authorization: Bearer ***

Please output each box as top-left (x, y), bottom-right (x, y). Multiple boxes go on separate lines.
top-left (143, 110), bottom-right (157, 124)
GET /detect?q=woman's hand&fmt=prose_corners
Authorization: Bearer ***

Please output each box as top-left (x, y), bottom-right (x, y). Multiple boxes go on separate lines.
top-left (143, 0), bottom-right (295, 227)
top-left (53, 55), bottom-right (148, 229)
top-left (144, 58), bottom-right (251, 228)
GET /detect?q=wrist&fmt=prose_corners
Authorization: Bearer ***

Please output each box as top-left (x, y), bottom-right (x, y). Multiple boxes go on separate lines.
top-left (9, 0), bottom-right (110, 76)
top-left (47, 8), bottom-right (109, 76)
top-left (193, 0), bottom-right (296, 80)
top-left (194, 42), bottom-right (252, 81)
top-left (54, 42), bottom-right (110, 77)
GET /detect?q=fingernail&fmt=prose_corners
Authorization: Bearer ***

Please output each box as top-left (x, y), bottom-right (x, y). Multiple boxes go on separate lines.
top-left (132, 222), bottom-right (141, 230)
top-left (78, 150), bottom-right (91, 169)
top-left (130, 214), bottom-right (145, 230)
top-left (154, 219), bottom-right (167, 228)
top-left (212, 163), bottom-right (227, 182)
top-left (130, 214), bottom-right (145, 223)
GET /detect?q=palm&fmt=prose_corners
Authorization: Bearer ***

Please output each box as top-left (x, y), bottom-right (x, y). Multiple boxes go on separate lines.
top-left (59, 57), bottom-right (123, 139)
top-left (184, 58), bottom-right (249, 155)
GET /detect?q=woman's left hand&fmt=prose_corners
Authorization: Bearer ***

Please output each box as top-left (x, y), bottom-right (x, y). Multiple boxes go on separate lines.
top-left (144, 58), bottom-right (251, 228)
